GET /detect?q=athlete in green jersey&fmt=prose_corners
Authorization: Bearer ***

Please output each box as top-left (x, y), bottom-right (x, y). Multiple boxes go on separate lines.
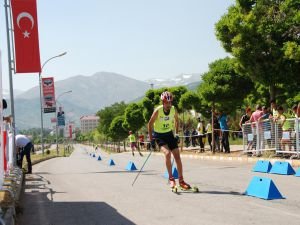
top-left (148, 91), bottom-right (191, 190)
top-left (128, 131), bottom-right (143, 156)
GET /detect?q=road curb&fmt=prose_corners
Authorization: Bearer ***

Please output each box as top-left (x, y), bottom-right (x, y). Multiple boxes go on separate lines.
top-left (152, 152), bottom-right (300, 167)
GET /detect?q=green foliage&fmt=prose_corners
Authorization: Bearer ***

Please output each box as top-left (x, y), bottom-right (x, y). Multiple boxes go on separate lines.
top-left (169, 86), bottom-right (188, 110)
top-left (178, 91), bottom-right (202, 112)
top-left (123, 103), bottom-right (145, 132)
top-left (216, 0), bottom-right (300, 100)
top-left (198, 57), bottom-right (253, 112)
top-left (108, 116), bottom-right (128, 141)
top-left (142, 97), bottom-right (154, 122)
top-left (96, 102), bottom-right (127, 134)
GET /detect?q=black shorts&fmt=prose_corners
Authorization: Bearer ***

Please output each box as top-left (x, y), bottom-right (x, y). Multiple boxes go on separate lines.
top-left (153, 131), bottom-right (178, 150)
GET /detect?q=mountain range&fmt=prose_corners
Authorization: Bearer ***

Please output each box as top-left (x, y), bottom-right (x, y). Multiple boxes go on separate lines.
top-left (4, 72), bottom-right (201, 129)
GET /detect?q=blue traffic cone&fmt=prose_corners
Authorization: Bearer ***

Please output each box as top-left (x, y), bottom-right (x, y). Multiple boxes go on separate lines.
top-left (295, 168), bottom-right (300, 177)
top-left (252, 160), bottom-right (272, 173)
top-left (108, 159), bottom-right (115, 166)
top-left (126, 161), bottom-right (137, 171)
top-left (164, 166), bottom-right (178, 179)
top-left (269, 161), bottom-right (295, 175)
top-left (245, 176), bottom-right (284, 200)
top-left (97, 155), bottom-right (102, 161)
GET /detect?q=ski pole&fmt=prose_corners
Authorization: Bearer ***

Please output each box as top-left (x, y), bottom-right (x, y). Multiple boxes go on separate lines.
top-left (131, 146), bottom-right (154, 186)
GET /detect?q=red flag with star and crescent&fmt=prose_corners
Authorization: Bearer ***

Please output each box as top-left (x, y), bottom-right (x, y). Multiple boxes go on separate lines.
top-left (11, 0), bottom-right (41, 73)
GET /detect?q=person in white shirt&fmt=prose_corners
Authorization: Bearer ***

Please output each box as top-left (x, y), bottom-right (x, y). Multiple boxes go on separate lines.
top-left (15, 134), bottom-right (34, 174)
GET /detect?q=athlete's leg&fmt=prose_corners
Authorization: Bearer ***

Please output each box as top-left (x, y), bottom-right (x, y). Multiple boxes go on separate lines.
top-left (161, 145), bottom-right (172, 178)
top-left (131, 143), bottom-right (135, 156)
top-left (171, 148), bottom-right (183, 179)
top-left (172, 148), bottom-right (191, 189)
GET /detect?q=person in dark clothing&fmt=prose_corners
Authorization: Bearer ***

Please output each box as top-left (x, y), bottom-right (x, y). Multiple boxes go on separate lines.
top-left (16, 134), bottom-right (34, 174)
top-left (184, 129), bottom-right (191, 147)
top-left (213, 112), bottom-right (221, 152)
top-left (191, 128), bottom-right (198, 147)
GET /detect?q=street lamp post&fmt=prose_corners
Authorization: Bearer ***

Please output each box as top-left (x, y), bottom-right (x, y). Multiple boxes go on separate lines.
top-left (39, 52), bottom-right (67, 154)
top-left (55, 90), bottom-right (72, 155)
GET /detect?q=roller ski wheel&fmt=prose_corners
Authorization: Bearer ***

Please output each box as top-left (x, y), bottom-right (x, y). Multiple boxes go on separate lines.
top-left (191, 186), bottom-right (199, 193)
top-left (171, 186), bottom-right (178, 193)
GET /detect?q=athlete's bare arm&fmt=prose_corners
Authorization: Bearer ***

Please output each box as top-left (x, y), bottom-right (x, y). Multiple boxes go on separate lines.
top-left (148, 109), bottom-right (158, 141)
top-left (174, 109), bottom-right (179, 134)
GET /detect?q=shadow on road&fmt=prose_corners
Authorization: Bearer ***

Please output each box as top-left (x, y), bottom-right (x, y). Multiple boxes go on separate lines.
top-left (199, 190), bottom-right (243, 196)
top-left (17, 174), bottom-right (135, 225)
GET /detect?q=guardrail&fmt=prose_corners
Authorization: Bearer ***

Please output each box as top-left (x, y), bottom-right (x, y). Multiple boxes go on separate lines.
top-left (242, 118), bottom-right (300, 158)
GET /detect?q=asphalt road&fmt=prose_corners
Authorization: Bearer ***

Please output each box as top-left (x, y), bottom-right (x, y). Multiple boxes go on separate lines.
top-left (17, 144), bottom-right (300, 225)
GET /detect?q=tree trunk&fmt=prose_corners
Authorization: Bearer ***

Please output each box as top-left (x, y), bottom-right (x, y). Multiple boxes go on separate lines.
top-left (212, 103), bottom-right (215, 154)
top-left (269, 84), bottom-right (276, 102)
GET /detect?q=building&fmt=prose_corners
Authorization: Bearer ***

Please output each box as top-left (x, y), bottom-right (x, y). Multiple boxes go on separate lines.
top-left (80, 115), bottom-right (100, 133)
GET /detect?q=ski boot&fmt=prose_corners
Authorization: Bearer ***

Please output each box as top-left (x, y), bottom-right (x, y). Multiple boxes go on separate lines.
top-left (132, 151), bottom-right (135, 156)
top-left (139, 152), bottom-right (143, 157)
top-left (179, 177), bottom-right (191, 190)
top-left (179, 177), bottom-right (199, 192)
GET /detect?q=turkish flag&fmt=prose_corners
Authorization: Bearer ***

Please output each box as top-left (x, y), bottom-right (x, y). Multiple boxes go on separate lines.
top-left (11, 0), bottom-right (41, 73)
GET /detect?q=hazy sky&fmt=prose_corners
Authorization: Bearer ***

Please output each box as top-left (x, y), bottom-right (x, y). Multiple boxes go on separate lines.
top-left (0, 0), bottom-right (234, 91)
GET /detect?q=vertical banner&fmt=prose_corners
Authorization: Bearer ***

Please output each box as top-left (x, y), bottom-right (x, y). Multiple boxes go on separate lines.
top-left (69, 124), bottom-right (72, 138)
top-left (64, 123), bottom-right (74, 139)
top-left (42, 77), bottom-right (56, 113)
top-left (11, 0), bottom-right (41, 73)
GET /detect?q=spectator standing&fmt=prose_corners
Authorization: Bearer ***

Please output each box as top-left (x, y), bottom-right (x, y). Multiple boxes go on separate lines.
top-left (15, 134), bottom-right (34, 174)
top-left (206, 122), bottom-right (212, 151)
top-left (259, 106), bottom-right (271, 149)
top-left (240, 107), bottom-right (252, 151)
top-left (239, 107), bottom-right (251, 130)
top-left (197, 118), bottom-right (205, 152)
top-left (249, 105), bottom-right (263, 154)
top-left (270, 99), bottom-right (278, 118)
top-left (191, 128), bottom-right (197, 147)
top-left (219, 111), bottom-right (230, 153)
top-left (213, 112), bottom-right (221, 152)
top-left (274, 106), bottom-right (286, 151)
top-left (184, 129), bottom-right (190, 148)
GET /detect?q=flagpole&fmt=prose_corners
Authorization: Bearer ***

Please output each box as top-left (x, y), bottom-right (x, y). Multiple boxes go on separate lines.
top-left (8, 0), bottom-right (15, 73)
top-left (4, 0), bottom-right (16, 167)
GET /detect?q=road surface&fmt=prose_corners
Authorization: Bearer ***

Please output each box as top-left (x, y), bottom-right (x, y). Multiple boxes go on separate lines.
top-left (17, 144), bottom-right (300, 225)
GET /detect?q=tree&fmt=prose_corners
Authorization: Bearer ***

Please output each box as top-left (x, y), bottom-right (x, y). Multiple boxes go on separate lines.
top-left (169, 86), bottom-right (188, 111)
top-left (123, 103), bottom-right (145, 132)
top-left (216, 0), bottom-right (300, 100)
top-left (96, 102), bottom-right (127, 135)
top-left (141, 97), bottom-right (154, 122)
top-left (109, 116), bottom-right (128, 141)
top-left (178, 91), bottom-right (202, 112)
top-left (198, 57), bottom-right (254, 112)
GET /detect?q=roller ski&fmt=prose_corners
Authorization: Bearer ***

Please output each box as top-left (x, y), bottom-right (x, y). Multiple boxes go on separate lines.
top-left (169, 177), bottom-right (178, 193)
top-left (170, 178), bottom-right (199, 193)
top-left (179, 178), bottom-right (199, 193)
